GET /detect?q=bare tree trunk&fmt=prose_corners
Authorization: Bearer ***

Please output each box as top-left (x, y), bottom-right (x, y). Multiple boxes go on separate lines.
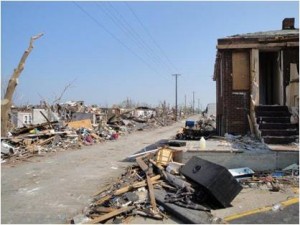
top-left (1, 33), bottom-right (43, 137)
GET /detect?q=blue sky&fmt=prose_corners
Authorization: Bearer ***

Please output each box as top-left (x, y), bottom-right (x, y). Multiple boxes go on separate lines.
top-left (1, 1), bottom-right (299, 108)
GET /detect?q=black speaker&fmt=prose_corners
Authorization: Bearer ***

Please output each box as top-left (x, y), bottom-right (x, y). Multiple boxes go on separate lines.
top-left (180, 156), bottom-right (242, 208)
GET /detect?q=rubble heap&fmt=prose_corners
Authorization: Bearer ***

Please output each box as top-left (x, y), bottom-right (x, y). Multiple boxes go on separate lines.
top-left (1, 104), bottom-right (176, 163)
top-left (72, 151), bottom-right (299, 224)
top-left (71, 148), bottom-right (236, 224)
top-left (176, 114), bottom-right (216, 140)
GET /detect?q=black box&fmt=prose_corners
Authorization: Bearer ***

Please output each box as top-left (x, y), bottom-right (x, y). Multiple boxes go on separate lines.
top-left (180, 156), bottom-right (242, 208)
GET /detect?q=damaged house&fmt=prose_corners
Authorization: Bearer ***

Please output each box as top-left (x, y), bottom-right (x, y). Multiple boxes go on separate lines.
top-left (213, 18), bottom-right (299, 144)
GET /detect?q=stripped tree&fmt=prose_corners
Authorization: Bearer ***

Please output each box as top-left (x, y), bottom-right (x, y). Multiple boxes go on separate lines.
top-left (1, 33), bottom-right (43, 137)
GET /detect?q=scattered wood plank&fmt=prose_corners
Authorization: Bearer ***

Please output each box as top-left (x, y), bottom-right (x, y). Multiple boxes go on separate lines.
top-left (146, 174), bottom-right (158, 212)
top-left (95, 195), bottom-right (112, 205)
top-left (114, 175), bottom-right (161, 196)
top-left (86, 206), bottom-right (135, 224)
top-left (38, 136), bottom-right (55, 146)
top-left (136, 157), bottom-right (158, 213)
top-left (10, 121), bottom-right (58, 136)
top-left (93, 206), bottom-right (116, 214)
top-left (136, 157), bottom-right (148, 171)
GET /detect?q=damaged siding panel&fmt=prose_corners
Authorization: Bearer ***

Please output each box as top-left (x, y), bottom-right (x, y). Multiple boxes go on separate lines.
top-left (232, 51), bottom-right (250, 91)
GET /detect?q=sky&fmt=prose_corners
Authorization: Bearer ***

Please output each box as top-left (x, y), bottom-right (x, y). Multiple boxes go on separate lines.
top-left (1, 1), bottom-right (299, 109)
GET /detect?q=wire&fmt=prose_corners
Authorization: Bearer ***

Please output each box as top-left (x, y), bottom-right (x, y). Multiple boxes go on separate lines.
top-left (95, 2), bottom-right (169, 75)
top-left (125, 2), bottom-right (179, 73)
top-left (105, 2), bottom-right (174, 74)
top-left (73, 1), bottom-right (161, 76)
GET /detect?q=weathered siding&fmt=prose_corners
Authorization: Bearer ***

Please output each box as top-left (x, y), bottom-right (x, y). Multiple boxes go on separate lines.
top-left (216, 50), bottom-right (250, 135)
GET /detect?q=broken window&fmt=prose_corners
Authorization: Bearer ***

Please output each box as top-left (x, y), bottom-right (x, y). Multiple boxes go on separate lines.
top-left (232, 51), bottom-right (250, 90)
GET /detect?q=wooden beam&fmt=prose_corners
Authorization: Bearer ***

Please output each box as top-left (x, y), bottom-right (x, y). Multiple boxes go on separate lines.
top-left (217, 41), bottom-right (299, 49)
top-left (136, 157), bottom-right (158, 213)
top-left (136, 157), bottom-right (149, 171)
top-left (146, 174), bottom-right (158, 212)
top-left (95, 195), bottom-right (112, 205)
top-left (113, 175), bottom-right (160, 196)
top-left (86, 206), bottom-right (135, 224)
top-left (93, 206), bottom-right (116, 213)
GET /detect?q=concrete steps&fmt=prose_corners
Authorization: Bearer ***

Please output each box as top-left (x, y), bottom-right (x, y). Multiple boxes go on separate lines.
top-left (255, 105), bottom-right (298, 144)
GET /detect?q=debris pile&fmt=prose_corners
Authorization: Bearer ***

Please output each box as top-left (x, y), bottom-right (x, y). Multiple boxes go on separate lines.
top-left (176, 114), bottom-right (216, 140)
top-left (234, 164), bottom-right (299, 192)
top-left (224, 133), bottom-right (270, 151)
top-left (72, 153), bottom-right (300, 224)
top-left (72, 149), bottom-right (244, 224)
top-left (2, 104), bottom-right (176, 163)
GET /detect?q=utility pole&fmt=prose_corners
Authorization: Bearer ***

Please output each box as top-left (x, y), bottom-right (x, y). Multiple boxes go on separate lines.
top-left (198, 99), bottom-right (200, 114)
top-left (172, 74), bottom-right (181, 121)
top-left (192, 91), bottom-right (195, 114)
top-left (184, 94), bottom-right (187, 117)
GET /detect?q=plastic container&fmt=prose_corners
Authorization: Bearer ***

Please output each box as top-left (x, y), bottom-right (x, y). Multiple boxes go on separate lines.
top-left (185, 120), bottom-right (195, 128)
top-left (199, 137), bottom-right (206, 150)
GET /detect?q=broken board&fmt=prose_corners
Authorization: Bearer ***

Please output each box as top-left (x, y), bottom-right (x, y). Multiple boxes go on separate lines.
top-left (154, 188), bottom-right (213, 224)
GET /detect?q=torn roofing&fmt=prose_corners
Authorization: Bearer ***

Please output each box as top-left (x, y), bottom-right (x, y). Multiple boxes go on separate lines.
top-left (217, 28), bottom-right (299, 46)
top-left (224, 29), bottom-right (299, 40)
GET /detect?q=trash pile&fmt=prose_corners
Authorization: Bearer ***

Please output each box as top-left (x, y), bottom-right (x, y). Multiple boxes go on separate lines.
top-left (71, 149), bottom-right (244, 224)
top-left (224, 133), bottom-right (270, 152)
top-left (232, 164), bottom-right (299, 192)
top-left (176, 114), bottom-right (216, 140)
top-left (1, 104), bottom-right (176, 163)
top-left (72, 150), bottom-right (299, 224)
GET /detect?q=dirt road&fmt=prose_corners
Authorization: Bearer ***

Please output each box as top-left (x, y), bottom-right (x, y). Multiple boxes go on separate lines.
top-left (1, 116), bottom-right (198, 224)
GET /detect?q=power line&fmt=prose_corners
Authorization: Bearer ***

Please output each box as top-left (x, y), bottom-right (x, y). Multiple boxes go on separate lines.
top-left (125, 2), bottom-right (179, 73)
top-left (73, 1), bottom-right (161, 76)
top-left (105, 2), bottom-right (173, 75)
top-left (96, 2), bottom-right (169, 75)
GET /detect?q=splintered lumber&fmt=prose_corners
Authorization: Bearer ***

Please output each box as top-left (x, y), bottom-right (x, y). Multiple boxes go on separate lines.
top-left (114, 175), bottom-right (161, 196)
top-left (95, 195), bottom-right (112, 205)
top-left (146, 174), bottom-right (158, 212)
top-left (154, 189), bottom-right (212, 224)
top-left (149, 159), bottom-right (164, 171)
top-left (86, 206), bottom-right (135, 224)
top-left (38, 136), bottom-right (55, 146)
top-left (10, 121), bottom-right (58, 136)
top-left (136, 157), bottom-right (158, 212)
top-left (96, 175), bottom-right (161, 204)
top-left (136, 157), bottom-right (149, 171)
top-left (94, 206), bottom-right (116, 213)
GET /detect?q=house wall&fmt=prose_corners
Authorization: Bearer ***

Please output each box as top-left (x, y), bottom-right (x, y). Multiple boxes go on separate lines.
top-left (283, 47), bottom-right (299, 104)
top-left (15, 112), bottom-right (32, 128)
top-left (216, 50), bottom-right (250, 135)
top-left (32, 109), bottom-right (48, 125)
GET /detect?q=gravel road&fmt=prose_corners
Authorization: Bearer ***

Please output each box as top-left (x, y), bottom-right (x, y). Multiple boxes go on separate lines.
top-left (1, 116), bottom-right (198, 224)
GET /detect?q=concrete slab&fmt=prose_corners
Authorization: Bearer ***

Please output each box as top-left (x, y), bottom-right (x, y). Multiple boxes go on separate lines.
top-left (169, 137), bottom-right (299, 171)
top-left (268, 143), bottom-right (299, 152)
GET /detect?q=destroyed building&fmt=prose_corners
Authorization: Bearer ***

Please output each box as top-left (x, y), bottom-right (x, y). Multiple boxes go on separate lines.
top-left (213, 18), bottom-right (299, 144)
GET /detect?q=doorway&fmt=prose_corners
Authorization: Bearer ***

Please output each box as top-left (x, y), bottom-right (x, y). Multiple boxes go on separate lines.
top-left (259, 51), bottom-right (282, 105)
